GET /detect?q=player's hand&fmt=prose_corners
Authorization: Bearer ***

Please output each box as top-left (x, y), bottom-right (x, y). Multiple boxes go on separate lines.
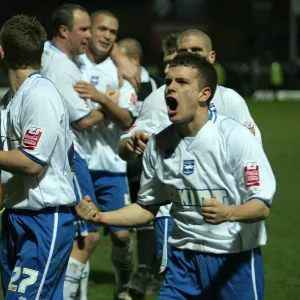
top-left (127, 131), bottom-right (150, 155)
top-left (200, 198), bottom-right (232, 224)
top-left (75, 195), bottom-right (102, 225)
top-left (105, 85), bottom-right (119, 105)
top-left (74, 81), bottom-right (106, 104)
top-left (116, 56), bottom-right (141, 93)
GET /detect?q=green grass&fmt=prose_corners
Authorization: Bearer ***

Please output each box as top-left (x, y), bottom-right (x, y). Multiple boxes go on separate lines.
top-left (1, 100), bottom-right (300, 299)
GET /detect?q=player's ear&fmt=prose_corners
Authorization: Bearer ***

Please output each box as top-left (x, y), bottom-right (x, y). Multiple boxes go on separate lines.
top-left (58, 25), bottom-right (69, 39)
top-left (198, 87), bottom-right (211, 105)
top-left (208, 51), bottom-right (216, 64)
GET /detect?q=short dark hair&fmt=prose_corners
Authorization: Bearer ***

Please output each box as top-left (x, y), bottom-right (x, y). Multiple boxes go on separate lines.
top-left (90, 10), bottom-right (119, 24)
top-left (162, 33), bottom-right (179, 56)
top-left (169, 52), bottom-right (217, 104)
top-left (0, 14), bottom-right (47, 70)
top-left (52, 4), bottom-right (88, 36)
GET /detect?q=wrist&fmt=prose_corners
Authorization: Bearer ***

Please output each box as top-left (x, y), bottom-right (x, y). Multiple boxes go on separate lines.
top-left (95, 91), bottom-right (107, 105)
top-left (94, 212), bottom-right (103, 225)
top-left (226, 205), bottom-right (237, 222)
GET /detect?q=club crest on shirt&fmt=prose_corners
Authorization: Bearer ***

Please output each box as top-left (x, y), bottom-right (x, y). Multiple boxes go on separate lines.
top-left (183, 160), bottom-right (195, 175)
top-left (244, 162), bottom-right (260, 188)
top-left (22, 126), bottom-right (43, 151)
top-left (91, 76), bottom-right (99, 86)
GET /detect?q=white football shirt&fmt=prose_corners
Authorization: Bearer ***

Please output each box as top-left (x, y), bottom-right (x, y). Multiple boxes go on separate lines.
top-left (80, 54), bottom-right (137, 173)
top-left (41, 41), bottom-right (92, 160)
top-left (138, 112), bottom-right (276, 254)
top-left (0, 73), bottom-right (76, 210)
top-left (121, 84), bottom-right (263, 217)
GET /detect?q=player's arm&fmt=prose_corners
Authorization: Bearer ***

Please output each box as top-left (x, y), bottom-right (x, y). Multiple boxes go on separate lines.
top-left (110, 42), bottom-right (141, 92)
top-left (72, 109), bottom-right (105, 131)
top-left (118, 91), bottom-right (156, 161)
top-left (201, 198), bottom-right (270, 225)
top-left (74, 81), bottom-right (133, 130)
top-left (201, 125), bottom-right (275, 225)
top-left (0, 150), bottom-right (44, 176)
top-left (76, 198), bottom-right (155, 227)
top-left (55, 71), bottom-right (105, 131)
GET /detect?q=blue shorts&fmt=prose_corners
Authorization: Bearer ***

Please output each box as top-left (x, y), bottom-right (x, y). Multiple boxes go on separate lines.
top-left (90, 170), bottom-right (131, 233)
top-left (0, 206), bottom-right (75, 300)
top-left (153, 217), bottom-right (174, 274)
top-left (74, 153), bottom-right (98, 233)
top-left (159, 247), bottom-right (264, 300)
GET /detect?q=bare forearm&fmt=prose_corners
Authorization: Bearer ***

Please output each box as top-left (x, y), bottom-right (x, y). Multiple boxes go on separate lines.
top-left (228, 199), bottom-right (270, 223)
top-left (94, 93), bottom-right (133, 129)
top-left (118, 138), bottom-right (138, 161)
top-left (0, 150), bottom-right (44, 176)
top-left (99, 203), bottom-right (154, 227)
top-left (73, 109), bottom-right (105, 131)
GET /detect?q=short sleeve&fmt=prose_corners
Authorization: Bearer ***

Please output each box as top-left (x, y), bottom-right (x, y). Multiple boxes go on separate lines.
top-left (118, 80), bottom-right (137, 114)
top-left (227, 124), bottom-right (276, 206)
top-left (222, 88), bottom-right (262, 144)
top-left (20, 81), bottom-right (65, 165)
top-left (120, 86), bottom-right (170, 141)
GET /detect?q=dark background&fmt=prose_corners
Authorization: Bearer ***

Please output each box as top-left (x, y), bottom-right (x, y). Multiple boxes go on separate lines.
top-left (0, 0), bottom-right (298, 96)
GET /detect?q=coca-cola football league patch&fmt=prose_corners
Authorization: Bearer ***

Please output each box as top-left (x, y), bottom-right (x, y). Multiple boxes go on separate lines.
top-left (22, 126), bottom-right (43, 150)
top-left (244, 162), bottom-right (260, 188)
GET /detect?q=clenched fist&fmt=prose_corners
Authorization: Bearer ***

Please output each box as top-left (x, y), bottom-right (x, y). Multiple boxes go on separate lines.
top-left (75, 196), bottom-right (102, 225)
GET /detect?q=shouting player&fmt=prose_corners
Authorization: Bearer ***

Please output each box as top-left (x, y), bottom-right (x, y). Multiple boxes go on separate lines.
top-left (76, 52), bottom-right (276, 299)
top-left (118, 29), bottom-right (263, 276)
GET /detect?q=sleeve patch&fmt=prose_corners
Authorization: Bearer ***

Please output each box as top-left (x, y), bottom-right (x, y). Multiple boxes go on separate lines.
top-left (245, 121), bottom-right (256, 136)
top-left (129, 93), bottom-right (136, 105)
top-left (126, 123), bottom-right (137, 133)
top-left (244, 162), bottom-right (260, 188)
top-left (22, 126), bottom-right (43, 151)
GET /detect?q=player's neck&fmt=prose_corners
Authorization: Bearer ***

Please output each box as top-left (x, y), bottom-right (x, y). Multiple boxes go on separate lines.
top-left (176, 109), bottom-right (209, 137)
top-left (52, 38), bottom-right (72, 59)
top-left (86, 47), bottom-right (108, 64)
top-left (8, 68), bottom-right (37, 94)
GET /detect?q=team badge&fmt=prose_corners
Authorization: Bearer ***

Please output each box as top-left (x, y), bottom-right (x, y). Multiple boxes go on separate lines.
top-left (183, 160), bottom-right (195, 175)
top-left (22, 126), bottom-right (43, 151)
top-left (244, 162), bottom-right (260, 188)
top-left (91, 76), bottom-right (99, 86)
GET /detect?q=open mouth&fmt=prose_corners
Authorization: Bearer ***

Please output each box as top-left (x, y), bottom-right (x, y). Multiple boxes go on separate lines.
top-left (166, 97), bottom-right (178, 111)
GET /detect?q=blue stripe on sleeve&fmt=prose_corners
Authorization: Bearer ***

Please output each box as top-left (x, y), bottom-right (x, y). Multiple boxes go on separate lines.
top-left (20, 148), bottom-right (48, 166)
top-left (71, 110), bottom-right (92, 124)
top-left (247, 197), bottom-right (271, 208)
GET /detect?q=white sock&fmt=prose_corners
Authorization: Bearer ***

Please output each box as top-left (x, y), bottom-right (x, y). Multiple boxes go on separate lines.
top-left (64, 257), bottom-right (86, 300)
top-left (79, 260), bottom-right (90, 300)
